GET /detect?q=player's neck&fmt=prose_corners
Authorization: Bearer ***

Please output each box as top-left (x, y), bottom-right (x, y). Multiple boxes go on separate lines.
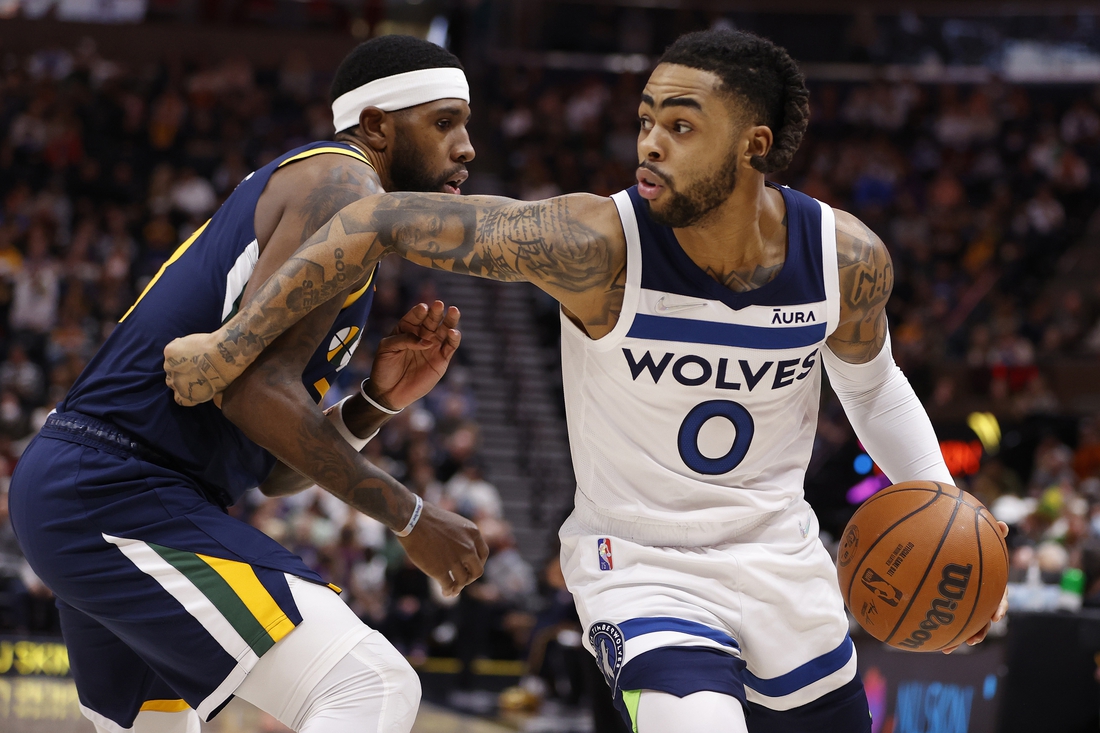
top-left (673, 179), bottom-right (786, 275)
top-left (334, 134), bottom-right (391, 190)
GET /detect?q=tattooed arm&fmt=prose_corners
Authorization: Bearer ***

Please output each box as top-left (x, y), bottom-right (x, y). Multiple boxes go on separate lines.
top-left (220, 155), bottom-right (486, 594)
top-left (164, 192), bottom-right (626, 405)
top-left (826, 209), bottom-right (894, 363)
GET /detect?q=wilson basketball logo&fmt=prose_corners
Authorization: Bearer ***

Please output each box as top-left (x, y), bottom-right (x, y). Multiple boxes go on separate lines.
top-left (898, 563), bottom-right (973, 650)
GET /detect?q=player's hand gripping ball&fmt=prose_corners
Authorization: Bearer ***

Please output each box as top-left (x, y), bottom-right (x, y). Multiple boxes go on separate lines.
top-left (836, 481), bottom-right (1008, 652)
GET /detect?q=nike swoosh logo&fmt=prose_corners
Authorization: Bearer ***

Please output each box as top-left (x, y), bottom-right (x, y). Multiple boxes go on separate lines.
top-left (654, 296), bottom-right (707, 314)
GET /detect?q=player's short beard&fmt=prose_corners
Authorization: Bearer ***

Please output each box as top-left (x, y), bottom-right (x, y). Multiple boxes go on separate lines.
top-left (645, 146), bottom-right (739, 228)
top-left (390, 134), bottom-right (454, 193)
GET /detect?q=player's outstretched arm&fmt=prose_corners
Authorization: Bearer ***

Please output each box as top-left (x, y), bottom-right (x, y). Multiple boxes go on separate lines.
top-left (164, 192), bottom-right (625, 406)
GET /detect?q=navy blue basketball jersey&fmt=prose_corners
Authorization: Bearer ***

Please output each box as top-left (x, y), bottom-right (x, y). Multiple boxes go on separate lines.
top-left (64, 141), bottom-right (376, 503)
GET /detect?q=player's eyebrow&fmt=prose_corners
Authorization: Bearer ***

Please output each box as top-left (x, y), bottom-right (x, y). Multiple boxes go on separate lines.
top-left (436, 106), bottom-right (467, 118)
top-left (640, 93), bottom-right (702, 111)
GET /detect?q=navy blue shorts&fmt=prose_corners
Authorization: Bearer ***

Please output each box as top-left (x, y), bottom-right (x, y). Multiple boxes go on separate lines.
top-left (8, 417), bottom-right (326, 726)
top-left (606, 645), bottom-right (871, 733)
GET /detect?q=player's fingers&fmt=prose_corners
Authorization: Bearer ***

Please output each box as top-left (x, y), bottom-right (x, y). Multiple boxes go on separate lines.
top-left (446, 564), bottom-right (472, 593)
top-left (419, 300), bottom-right (446, 336)
top-left (441, 305), bottom-right (460, 330)
top-left (941, 644), bottom-right (960, 655)
top-left (393, 303), bottom-right (429, 335)
top-left (440, 329), bottom-right (462, 361)
top-left (474, 533), bottom-right (490, 565)
top-left (996, 520), bottom-right (1009, 539)
top-left (992, 591), bottom-right (1008, 623)
top-left (440, 569), bottom-right (460, 598)
top-left (967, 622), bottom-right (991, 646)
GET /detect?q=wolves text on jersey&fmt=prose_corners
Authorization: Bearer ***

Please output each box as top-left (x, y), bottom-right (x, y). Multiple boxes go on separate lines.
top-left (622, 348), bottom-right (818, 392)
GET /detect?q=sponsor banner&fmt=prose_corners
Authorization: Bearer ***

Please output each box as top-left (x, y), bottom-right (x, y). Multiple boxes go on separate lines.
top-left (0, 637), bottom-right (71, 677)
top-left (856, 637), bottom-right (1003, 733)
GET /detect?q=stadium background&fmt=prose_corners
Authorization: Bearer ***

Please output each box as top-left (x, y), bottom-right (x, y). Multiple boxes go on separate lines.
top-left (1, 1), bottom-right (1099, 731)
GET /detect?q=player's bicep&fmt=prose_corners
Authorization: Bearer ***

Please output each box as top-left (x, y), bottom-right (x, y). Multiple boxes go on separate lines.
top-left (826, 210), bottom-right (894, 364)
top-left (372, 192), bottom-right (625, 296)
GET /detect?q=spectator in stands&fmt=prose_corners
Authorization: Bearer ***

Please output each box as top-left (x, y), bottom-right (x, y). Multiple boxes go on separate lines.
top-left (445, 457), bottom-right (504, 520)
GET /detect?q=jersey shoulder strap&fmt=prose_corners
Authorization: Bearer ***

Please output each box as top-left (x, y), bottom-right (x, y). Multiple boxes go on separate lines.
top-left (276, 141), bottom-right (374, 170)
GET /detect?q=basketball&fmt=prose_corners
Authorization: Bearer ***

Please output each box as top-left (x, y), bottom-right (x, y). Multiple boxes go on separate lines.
top-left (836, 481), bottom-right (1008, 652)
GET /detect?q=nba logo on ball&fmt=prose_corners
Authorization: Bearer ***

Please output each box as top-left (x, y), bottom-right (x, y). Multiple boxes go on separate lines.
top-left (597, 538), bottom-right (613, 570)
top-left (589, 621), bottom-right (625, 693)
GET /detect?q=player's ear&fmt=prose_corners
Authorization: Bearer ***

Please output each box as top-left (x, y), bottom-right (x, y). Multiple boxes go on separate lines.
top-left (358, 107), bottom-right (392, 152)
top-left (744, 125), bottom-right (773, 165)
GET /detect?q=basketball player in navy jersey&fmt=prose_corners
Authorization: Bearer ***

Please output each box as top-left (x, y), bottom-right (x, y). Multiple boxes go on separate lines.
top-left (164, 30), bottom-right (1008, 733)
top-left (8, 36), bottom-right (488, 733)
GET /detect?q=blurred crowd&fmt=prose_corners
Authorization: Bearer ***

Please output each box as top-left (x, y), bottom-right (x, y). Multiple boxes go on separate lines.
top-left (0, 37), bottom-right (1097, 671)
top-left (471, 67), bottom-right (1100, 415)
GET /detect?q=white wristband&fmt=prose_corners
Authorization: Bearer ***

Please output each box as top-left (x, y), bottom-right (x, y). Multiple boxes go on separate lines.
top-left (394, 495), bottom-right (424, 537)
top-left (360, 380), bottom-right (402, 415)
top-left (326, 395), bottom-right (378, 451)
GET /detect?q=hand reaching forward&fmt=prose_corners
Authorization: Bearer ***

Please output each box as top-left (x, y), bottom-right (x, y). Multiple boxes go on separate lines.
top-left (365, 301), bottom-right (461, 411)
top-left (942, 520), bottom-right (1010, 654)
top-left (399, 500), bottom-right (489, 597)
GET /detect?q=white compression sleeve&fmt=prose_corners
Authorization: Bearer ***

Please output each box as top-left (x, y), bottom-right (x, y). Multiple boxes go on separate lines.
top-left (822, 333), bottom-right (954, 485)
top-left (233, 575), bottom-right (419, 733)
top-left (636, 691), bottom-right (748, 733)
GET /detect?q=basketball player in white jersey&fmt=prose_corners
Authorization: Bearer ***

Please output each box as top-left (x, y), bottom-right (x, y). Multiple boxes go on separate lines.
top-left (162, 29), bottom-right (1008, 733)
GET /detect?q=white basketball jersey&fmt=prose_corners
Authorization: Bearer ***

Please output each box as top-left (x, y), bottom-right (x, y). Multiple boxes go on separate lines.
top-left (561, 184), bottom-right (841, 546)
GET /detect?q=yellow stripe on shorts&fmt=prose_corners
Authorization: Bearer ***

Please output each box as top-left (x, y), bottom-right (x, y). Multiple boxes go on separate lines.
top-left (140, 699), bottom-right (190, 713)
top-left (195, 554), bottom-right (297, 644)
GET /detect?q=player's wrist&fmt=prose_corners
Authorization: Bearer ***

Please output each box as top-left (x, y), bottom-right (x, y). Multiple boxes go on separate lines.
top-left (360, 378), bottom-right (403, 414)
top-left (325, 395), bottom-right (379, 449)
top-left (393, 494), bottom-right (424, 537)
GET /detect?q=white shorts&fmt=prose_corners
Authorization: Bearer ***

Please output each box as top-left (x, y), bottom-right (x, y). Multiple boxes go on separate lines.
top-left (560, 498), bottom-right (857, 711)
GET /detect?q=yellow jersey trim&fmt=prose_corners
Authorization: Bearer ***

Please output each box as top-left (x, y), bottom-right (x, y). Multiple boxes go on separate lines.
top-left (140, 699), bottom-right (190, 714)
top-left (327, 583), bottom-right (343, 594)
top-left (278, 145), bottom-right (374, 170)
top-left (120, 219), bottom-right (211, 323)
top-left (342, 266), bottom-right (376, 309)
top-left (313, 377), bottom-right (331, 399)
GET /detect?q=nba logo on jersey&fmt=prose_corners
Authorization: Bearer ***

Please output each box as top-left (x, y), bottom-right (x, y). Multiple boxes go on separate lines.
top-left (597, 538), bottom-right (613, 570)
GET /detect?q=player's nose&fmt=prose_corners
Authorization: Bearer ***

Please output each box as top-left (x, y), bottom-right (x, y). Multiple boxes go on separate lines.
top-left (453, 131), bottom-right (475, 163)
top-left (638, 128), bottom-right (663, 161)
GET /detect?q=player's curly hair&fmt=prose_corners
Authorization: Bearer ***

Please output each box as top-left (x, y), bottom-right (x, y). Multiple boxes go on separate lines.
top-left (658, 29), bottom-right (809, 174)
top-left (330, 35), bottom-right (464, 128)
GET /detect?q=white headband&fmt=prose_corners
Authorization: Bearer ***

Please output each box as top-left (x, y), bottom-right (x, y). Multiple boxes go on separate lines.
top-left (331, 67), bottom-right (470, 132)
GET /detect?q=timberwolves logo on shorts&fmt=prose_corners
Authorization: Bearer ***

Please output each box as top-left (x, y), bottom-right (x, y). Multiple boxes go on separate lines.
top-left (327, 326), bottom-right (362, 370)
top-left (589, 621), bottom-right (624, 693)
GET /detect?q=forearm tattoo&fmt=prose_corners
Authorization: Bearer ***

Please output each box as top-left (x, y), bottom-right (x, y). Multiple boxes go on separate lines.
top-left (830, 216), bottom-right (894, 363)
top-left (213, 193), bottom-right (620, 365)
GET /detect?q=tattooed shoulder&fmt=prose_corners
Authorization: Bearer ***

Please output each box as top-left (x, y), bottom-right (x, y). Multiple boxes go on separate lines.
top-left (297, 160), bottom-right (382, 242)
top-left (828, 209), bottom-right (894, 363)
